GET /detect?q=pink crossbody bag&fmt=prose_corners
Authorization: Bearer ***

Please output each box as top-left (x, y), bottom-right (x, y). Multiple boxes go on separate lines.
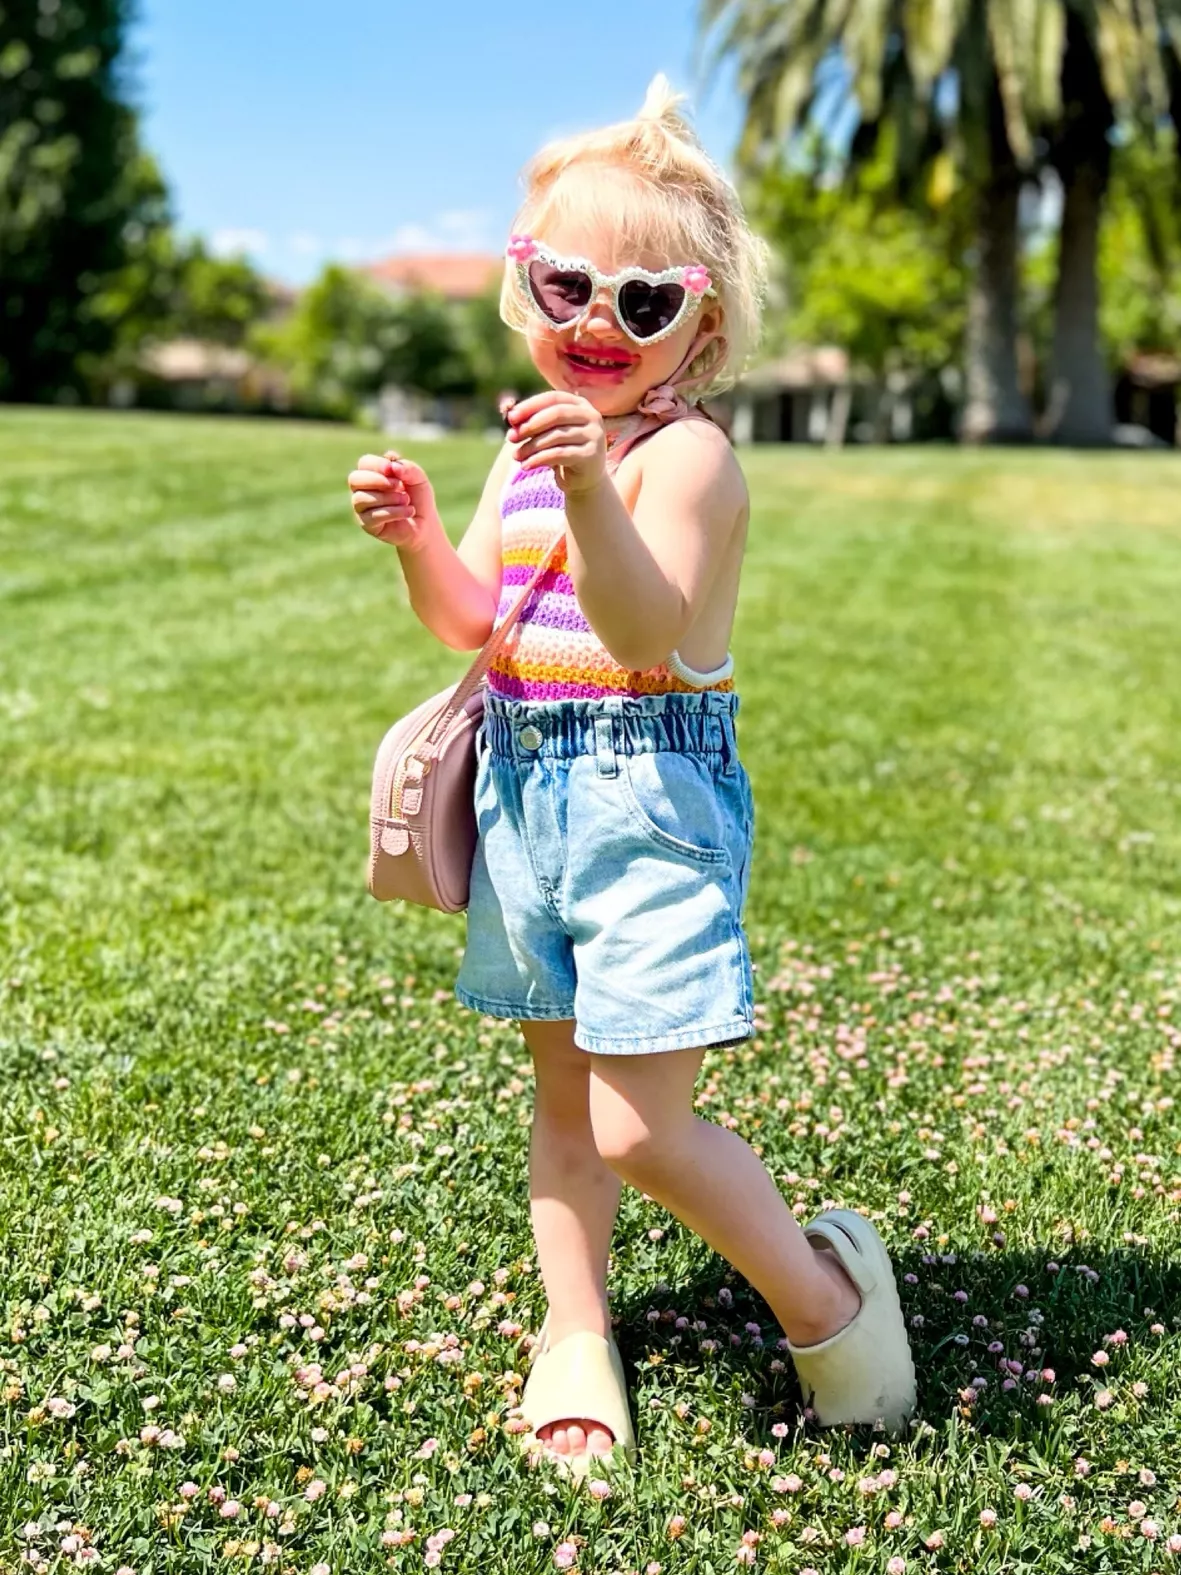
top-left (367, 525), bottom-right (567, 913)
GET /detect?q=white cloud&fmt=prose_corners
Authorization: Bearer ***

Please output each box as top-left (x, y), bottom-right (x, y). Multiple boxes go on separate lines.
top-left (209, 227), bottom-right (269, 258)
top-left (387, 222), bottom-right (437, 252)
top-left (300, 211), bottom-right (501, 274)
top-left (437, 208), bottom-right (494, 244)
top-left (373, 210), bottom-right (498, 258)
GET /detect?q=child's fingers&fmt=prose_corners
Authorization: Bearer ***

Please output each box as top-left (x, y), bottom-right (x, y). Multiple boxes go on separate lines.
top-left (350, 484), bottom-right (408, 511)
top-left (349, 469), bottom-right (407, 497)
top-left (382, 452), bottom-right (431, 488)
top-left (506, 389), bottom-right (571, 426)
top-left (509, 403), bottom-right (588, 442)
top-left (359, 504), bottom-right (416, 536)
top-left (518, 445), bottom-right (597, 473)
top-left (354, 490), bottom-right (413, 516)
top-left (358, 497), bottom-right (414, 519)
top-left (513, 426), bottom-right (586, 461)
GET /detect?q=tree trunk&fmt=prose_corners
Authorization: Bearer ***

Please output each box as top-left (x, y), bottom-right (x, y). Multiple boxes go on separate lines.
top-left (825, 383), bottom-right (852, 447)
top-left (1044, 6), bottom-right (1115, 449)
top-left (961, 171), bottom-right (1033, 443)
top-left (1044, 161), bottom-right (1111, 444)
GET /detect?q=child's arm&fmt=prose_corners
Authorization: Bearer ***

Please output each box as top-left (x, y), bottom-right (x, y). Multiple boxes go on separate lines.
top-left (349, 444), bottom-right (513, 652)
top-left (507, 394), bottom-right (744, 670)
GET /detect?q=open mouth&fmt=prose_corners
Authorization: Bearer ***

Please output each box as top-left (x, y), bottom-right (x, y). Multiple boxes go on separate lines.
top-left (562, 346), bottom-right (639, 374)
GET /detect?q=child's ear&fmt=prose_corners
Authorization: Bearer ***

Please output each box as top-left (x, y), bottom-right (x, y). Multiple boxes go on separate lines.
top-left (700, 301), bottom-right (725, 337)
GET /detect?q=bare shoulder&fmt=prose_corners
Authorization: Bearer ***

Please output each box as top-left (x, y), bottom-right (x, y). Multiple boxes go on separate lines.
top-left (634, 415), bottom-right (748, 523)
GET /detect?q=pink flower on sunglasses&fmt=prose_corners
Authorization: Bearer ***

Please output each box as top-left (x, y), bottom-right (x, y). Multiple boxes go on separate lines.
top-left (682, 264), bottom-right (712, 296)
top-left (506, 234), bottom-right (537, 263)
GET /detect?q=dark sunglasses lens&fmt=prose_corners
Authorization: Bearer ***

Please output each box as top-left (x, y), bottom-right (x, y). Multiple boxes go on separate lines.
top-left (528, 261), bottom-right (593, 324)
top-left (619, 279), bottom-right (687, 338)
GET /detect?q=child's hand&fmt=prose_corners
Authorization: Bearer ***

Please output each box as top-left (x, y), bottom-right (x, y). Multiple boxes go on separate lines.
top-left (507, 392), bottom-right (607, 497)
top-left (348, 451), bottom-right (435, 549)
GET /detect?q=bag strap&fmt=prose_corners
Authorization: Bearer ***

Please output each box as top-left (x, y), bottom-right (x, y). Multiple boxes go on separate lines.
top-left (418, 523), bottom-right (566, 753)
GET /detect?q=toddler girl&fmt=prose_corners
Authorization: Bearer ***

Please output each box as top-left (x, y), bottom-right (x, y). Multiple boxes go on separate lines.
top-left (349, 78), bottom-right (915, 1475)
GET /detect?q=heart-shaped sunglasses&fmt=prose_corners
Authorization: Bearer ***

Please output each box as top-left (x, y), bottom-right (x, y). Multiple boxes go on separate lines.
top-left (507, 235), bottom-right (715, 347)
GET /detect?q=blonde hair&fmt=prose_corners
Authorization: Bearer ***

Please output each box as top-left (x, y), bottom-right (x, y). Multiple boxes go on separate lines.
top-left (500, 76), bottom-right (769, 395)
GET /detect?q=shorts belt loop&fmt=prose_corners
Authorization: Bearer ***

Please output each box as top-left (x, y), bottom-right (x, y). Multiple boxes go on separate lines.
top-left (594, 716), bottom-right (618, 778)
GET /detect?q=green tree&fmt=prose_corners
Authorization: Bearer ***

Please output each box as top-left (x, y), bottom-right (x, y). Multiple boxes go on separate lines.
top-left (704, 0), bottom-right (1037, 440)
top-left (1098, 133), bottom-right (1181, 360)
top-left (1039, 17), bottom-right (1179, 443)
top-left (703, 0), bottom-right (1181, 444)
top-left (749, 140), bottom-right (968, 384)
top-left (254, 266), bottom-right (476, 420)
top-left (81, 152), bottom-right (274, 388)
top-left (1026, 133), bottom-right (1181, 389)
top-left (459, 286), bottom-right (547, 410)
top-left (0, 0), bottom-right (140, 401)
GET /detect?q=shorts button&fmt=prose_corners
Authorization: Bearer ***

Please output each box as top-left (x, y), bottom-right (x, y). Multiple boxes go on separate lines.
top-left (518, 725), bottom-right (543, 751)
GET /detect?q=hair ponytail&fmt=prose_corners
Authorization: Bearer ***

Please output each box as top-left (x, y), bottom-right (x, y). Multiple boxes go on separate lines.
top-left (636, 73), bottom-right (688, 130)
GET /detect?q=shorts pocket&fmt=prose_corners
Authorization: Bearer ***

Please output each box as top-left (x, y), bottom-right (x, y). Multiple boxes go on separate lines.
top-left (619, 749), bottom-right (730, 866)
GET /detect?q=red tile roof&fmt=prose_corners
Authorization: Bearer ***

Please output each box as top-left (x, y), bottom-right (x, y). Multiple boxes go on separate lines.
top-left (364, 254), bottom-right (504, 301)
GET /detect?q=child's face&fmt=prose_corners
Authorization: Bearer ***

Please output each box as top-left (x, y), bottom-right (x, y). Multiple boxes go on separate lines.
top-left (522, 216), bottom-right (722, 419)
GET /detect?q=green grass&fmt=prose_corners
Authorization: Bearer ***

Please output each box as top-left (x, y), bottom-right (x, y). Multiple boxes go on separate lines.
top-left (2, 407), bottom-right (1181, 1574)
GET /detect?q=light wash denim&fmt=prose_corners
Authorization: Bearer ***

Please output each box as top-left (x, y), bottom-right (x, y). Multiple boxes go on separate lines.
top-left (455, 691), bottom-right (755, 1055)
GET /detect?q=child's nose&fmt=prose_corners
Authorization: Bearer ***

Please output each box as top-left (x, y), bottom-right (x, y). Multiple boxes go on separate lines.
top-left (582, 294), bottom-right (624, 336)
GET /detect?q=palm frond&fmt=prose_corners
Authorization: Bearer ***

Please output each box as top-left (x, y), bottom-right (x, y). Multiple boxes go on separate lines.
top-left (987, 0), bottom-right (1036, 159)
top-left (1031, 0), bottom-right (1066, 119)
top-left (903, 0), bottom-right (969, 91)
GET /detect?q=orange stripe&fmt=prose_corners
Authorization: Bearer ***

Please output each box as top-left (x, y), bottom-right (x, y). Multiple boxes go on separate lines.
top-left (487, 655), bottom-right (734, 694)
top-left (501, 547), bottom-right (569, 570)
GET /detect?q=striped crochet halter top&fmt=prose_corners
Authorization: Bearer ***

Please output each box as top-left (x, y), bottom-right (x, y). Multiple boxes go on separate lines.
top-left (485, 464), bottom-right (736, 703)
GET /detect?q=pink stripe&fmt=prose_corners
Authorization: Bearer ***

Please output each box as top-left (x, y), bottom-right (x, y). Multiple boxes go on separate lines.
top-left (486, 671), bottom-right (628, 701)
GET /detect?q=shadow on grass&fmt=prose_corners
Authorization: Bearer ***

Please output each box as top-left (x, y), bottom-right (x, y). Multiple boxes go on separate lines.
top-left (608, 1243), bottom-right (1179, 1443)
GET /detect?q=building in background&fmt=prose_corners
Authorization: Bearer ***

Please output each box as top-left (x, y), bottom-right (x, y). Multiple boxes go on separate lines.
top-left (1113, 353), bottom-right (1180, 447)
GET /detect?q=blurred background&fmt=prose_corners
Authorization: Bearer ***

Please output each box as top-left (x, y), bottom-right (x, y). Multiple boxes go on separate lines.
top-left (1, 0), bottom-right (1179, 447)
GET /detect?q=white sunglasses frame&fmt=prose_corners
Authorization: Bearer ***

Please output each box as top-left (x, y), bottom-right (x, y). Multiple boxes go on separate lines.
top-left (510, 240), bottom-right (716, 348)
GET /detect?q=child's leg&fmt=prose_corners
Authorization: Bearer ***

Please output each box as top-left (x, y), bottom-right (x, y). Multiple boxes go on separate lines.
top-left (588, 1047), bottom-right (861, 1347)
top-left (521, 1019), bottom-right (623, 1459)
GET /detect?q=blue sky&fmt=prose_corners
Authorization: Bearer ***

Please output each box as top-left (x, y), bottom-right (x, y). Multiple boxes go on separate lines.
top-left (133, 0), bottom-right (746, 284)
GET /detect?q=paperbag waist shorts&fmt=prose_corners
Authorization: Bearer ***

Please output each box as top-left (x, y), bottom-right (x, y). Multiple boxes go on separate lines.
top-left (455, 690), bottom-right (755, 1055)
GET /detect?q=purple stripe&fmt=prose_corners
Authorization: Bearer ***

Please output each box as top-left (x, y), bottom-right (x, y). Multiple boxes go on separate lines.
top-left (495, 591), bottom-right (590, 633)
top-left (501, 564), bottom-right (575, 595)
top-left (509, 464), bottom-right (553, 486)
top-left (502, 475), bottom-right (564, 517)
top-left (487, 672), bottom-right (630, 701)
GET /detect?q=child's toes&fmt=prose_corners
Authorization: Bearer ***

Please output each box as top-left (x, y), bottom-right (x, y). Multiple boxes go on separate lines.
top-left (587, 1425), bottom-right (614, 1456)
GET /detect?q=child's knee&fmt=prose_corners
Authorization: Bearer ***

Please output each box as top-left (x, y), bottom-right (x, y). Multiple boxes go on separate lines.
top-left (589, 1095), bottom-right (684, 1184)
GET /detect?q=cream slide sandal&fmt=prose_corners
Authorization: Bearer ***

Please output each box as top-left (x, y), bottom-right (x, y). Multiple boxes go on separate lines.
top-left (787, 1210), bottom-right (917, 1435)
top-left (519, 1315), bottom-right (636, 1479)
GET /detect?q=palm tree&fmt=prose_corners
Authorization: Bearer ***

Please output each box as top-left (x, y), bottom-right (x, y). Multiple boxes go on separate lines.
top-left (1042, 11), bottom-right (1179, 443)
top-left (703, 0), bottom-right (1180, 444)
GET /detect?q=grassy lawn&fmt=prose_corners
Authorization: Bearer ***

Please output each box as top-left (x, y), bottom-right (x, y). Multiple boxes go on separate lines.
top-left (2, 406), bottom-right (1181, 1574)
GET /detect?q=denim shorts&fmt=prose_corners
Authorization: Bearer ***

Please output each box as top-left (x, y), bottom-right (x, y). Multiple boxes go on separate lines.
top-left (455, 690), bottom-right (755, 1055)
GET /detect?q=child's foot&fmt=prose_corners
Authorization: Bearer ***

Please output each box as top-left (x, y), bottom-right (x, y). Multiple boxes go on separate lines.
top-left (520, 1318), bottom-right (636, 1477)
top-left (786, 1210), bottom-right (917, 1435)
top-left (537, 1417), bottom-right (616, 1462)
